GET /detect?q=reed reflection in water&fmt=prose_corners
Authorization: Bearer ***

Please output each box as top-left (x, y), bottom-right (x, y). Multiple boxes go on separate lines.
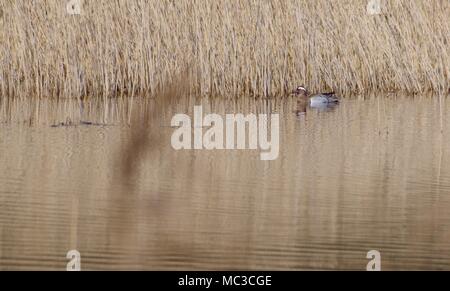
top-left (0, 95), bottom-right (450, 270)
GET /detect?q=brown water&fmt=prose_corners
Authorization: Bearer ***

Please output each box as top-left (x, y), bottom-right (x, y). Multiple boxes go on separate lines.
top-left (1, 95), bottom-right (450, 270)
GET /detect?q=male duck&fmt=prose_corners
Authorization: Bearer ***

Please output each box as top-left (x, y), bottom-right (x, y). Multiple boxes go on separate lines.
top-left (292, 86), bottom-right (339, 107)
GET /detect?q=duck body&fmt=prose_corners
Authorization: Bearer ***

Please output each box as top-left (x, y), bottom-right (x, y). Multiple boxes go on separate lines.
top-left (309, 93), bottom-right (339, 106)
top-left (292, 86), bottom-right (339, 108)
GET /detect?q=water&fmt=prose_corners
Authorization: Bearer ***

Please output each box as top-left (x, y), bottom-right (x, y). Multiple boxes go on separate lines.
top-left (1, 95), bottom-right (450, 270)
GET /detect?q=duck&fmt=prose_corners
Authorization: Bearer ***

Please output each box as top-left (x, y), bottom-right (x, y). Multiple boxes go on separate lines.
top-left (292, 86), bottom-right (339, 107)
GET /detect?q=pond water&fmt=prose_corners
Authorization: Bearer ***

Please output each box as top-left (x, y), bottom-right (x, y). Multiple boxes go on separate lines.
top-left (1, 95), bottom-right (450, 270)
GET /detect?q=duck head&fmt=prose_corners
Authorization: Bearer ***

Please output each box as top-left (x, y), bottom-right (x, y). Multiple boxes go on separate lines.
top-left (292, 86), bottom-right (308, 97)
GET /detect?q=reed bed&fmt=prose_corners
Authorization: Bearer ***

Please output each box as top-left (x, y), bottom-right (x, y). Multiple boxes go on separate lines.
top-left (0, 0), bottom-right (448, 99)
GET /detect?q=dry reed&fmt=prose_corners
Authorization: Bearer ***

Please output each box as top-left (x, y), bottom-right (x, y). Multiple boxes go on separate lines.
top-left (0, 0), bottom-right (449, 99)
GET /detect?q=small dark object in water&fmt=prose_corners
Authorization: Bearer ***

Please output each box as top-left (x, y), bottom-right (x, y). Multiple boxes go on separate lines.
top-left (51, 121), bottom-right (75, 128)
top-left (51, 120), bottom-right (104, 127)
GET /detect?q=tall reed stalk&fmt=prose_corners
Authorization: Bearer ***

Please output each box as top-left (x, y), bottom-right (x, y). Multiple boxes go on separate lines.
top-left (0, 0), bottom-right (448, 99)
